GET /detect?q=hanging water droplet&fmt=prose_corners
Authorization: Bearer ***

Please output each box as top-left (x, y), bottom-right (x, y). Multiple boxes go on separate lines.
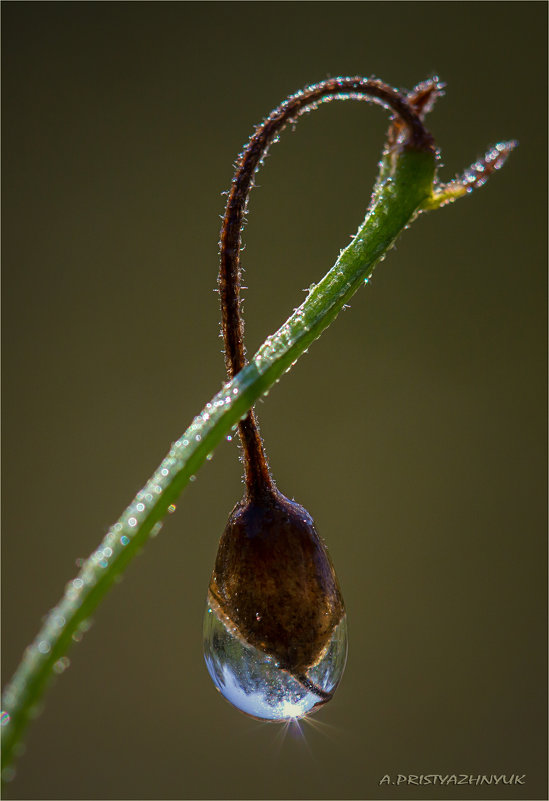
top-left (52, 657), bottom-right (71, 675)
top-left (203, 488), bottom-right (347, 721)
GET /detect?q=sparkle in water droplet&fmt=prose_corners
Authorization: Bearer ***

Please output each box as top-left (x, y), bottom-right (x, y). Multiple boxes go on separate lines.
top-left (0, 711), bottom-right (10, 727)
top-left (204, 602), bottom-right (347, 721)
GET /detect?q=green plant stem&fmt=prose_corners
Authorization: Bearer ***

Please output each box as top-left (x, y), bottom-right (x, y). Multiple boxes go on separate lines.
top-left (1, 127), bottom-right (514, 773)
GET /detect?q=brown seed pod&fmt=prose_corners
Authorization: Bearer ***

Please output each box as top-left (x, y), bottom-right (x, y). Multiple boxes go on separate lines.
top-left (208, 486), bottom-right (344, 678)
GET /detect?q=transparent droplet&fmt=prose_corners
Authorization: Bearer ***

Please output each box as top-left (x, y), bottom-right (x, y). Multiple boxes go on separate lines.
top-left (204, 603), bottom-right (347, 721)
top-left (52, 657), bottom-right (71, 675)
top-left (203, 488), bottom-right (347, 721)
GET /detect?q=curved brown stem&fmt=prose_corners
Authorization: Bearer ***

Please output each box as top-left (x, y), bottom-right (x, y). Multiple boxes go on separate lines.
top-left (219, 76), bottom-right (434, 499)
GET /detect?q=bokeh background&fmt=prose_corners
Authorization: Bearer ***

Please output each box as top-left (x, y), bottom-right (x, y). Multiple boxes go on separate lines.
top-left (2, 3), bottom-right (547, 799)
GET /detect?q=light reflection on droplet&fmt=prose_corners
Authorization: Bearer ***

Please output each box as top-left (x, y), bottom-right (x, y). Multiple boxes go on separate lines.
top-left (120, 535), bottom-right (130, 546)
top-left (168, 504), bottom-right (176, 514)
top-left (52, 657), bottom-right (71, 675)
top-left (37, 641), bottom-right (50, 654)
top-left (128, 517), bottom-right (138, 528)
top-left (203, 604), bottom-right (347, 722)
top-left (136, 503), bottom-right (145, 512)
top-left (0, 711), bottom-right (11, 727)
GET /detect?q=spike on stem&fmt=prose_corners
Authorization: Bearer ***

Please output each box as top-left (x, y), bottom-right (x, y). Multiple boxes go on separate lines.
top-left (423, 140), bottom-right (518, 210)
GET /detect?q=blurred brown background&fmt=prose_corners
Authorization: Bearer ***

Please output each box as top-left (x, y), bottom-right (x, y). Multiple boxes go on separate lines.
top-left (2, 2), bottom-right (547, 799)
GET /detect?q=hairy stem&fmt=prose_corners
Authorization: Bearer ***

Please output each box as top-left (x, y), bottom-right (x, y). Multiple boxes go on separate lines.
top-left (219, 77), bottom-right (434, 498)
